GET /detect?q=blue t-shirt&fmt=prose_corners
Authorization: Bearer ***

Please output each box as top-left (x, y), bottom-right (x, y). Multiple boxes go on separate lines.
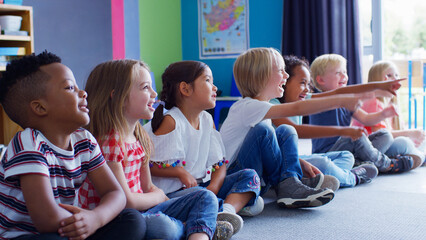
top-left (309, 108), bottom-right (353, 153)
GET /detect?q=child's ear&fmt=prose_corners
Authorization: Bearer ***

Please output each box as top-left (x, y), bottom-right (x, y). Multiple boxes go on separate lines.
top-left (316, 75), bottom-right (325, 87)
top-left (30, 99), bottom-right (48, 117)
top-left (179, 82), bottom-right (193, 97)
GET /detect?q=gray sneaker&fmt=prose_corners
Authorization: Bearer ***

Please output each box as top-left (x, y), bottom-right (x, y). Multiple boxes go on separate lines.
top-left (302, 174), bottom-right (340, 192)
top-left (276, 176), bottom-right (334, 208)
top-left (217, 212), bottom-right (243, 234)
top-left (351, 163), bottom-right (378, 184)
top-left (301, 173), bottom-right (324, 189)
top-left (213, 221), bottom-right (233, 240)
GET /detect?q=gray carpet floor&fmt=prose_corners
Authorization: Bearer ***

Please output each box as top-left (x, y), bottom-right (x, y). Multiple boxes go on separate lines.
top-left (233, 166), bottom-right (426, 240)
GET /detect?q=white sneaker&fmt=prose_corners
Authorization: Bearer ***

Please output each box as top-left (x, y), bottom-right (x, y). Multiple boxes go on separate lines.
top-left (238, 196), bottom-right (264, 217)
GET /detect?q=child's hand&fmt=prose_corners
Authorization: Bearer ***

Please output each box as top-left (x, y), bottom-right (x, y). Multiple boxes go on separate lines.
top-left (374, 89), bottom-right (394, 98)
top-left (178, 171), bottom-right (198, 189)
top-left (299, 159), bottom-right (321, 178)
top-left (380, 78), bottom-right (406, 95)
top-left (340, 92), bottom-right (374, 112)
top-left (381, 104), bottom-right (399, 119)
top-left (405, 129), bottom-right (426, 147)
top-left (58, 204), bottom-right (101, 240)
top-left (341, 127), bottom-right (367, 140)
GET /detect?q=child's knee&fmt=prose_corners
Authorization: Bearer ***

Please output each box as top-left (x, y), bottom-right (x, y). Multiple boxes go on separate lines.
top-left (145, 214), bottom-right (183, 240)
top-left (276, 124), bottom-right (297, 136)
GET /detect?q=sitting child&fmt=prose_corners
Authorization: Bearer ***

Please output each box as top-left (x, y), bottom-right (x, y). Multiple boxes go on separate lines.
top-left (144, 60), bottom-right (262, 239)
top-left (0, 52), bottom-right (145, 239)
top-left (352, 60), bottom-right (425, 167)
top-left (80, 59), bottom-right (224, 240)
top-left (272, 55), bottom-right (379, 187)
top-left (309, 53), bottom-right (418, 173)
top-left (220, 47), bottom-right (366, 208)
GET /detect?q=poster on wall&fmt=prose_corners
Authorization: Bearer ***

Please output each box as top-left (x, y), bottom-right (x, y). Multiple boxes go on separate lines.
top-left (198, 0), bottom-right (249, 59)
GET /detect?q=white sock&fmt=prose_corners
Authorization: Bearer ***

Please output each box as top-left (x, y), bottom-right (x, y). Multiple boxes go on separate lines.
top-left (222, 203), bottom-right (236, 214)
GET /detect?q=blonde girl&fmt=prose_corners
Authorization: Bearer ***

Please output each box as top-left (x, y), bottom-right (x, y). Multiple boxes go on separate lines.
top-left (78, 59), bottom-right (222, 240)
top-left (352, 60), bottom-right (425, 167)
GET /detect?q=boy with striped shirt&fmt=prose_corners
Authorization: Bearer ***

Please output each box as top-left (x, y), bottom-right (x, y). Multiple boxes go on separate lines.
top-left (0, 52), bottom-right (145, 240)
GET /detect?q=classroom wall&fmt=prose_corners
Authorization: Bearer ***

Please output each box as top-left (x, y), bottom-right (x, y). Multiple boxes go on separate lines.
top-left (22, 0), bottom-right (113, 89)
top-left (139, 0), bottom-right (182, 92)
top-left (181, 0), bottom-right (283, 96)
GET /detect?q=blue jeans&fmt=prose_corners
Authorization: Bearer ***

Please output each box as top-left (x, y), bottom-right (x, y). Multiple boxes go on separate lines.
top-left (13, 209), bottom-right (146, 240)
top-left (385, 136), bottom-right (424, 159)
top-left (301, 151), bottom-right (356, 188)
top-left (227, 122), bottom-right (302, 195)
top-left (329, 129), bottom-right (393, 172)
top-left (144, 188), bottom-right (217, 239)
top-left (168, 169), bottom-right (261, 208)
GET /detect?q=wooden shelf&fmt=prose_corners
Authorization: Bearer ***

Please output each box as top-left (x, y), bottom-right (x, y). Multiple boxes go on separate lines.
top-left (0, 35), bottom-right (31, 41)
top-left (0, 4), bottom-right (33, 144)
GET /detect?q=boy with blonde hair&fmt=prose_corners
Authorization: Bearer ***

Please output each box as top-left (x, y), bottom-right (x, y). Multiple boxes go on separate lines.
top-left (0, 51), bottom-right (145, 239)
top-left (309, 53), bottom-right (416, 173)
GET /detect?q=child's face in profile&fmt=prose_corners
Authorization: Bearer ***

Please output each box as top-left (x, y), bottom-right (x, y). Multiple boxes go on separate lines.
top-left (124, 66), bottom-right (157, 123)
top-left (319, 63), bottom-right (348, 91)
top-left (261, 57), bottom-right (289, 101)
top-left (284, 65), bottom-right (310, 103)
top-left (191, 66), bottom-right (217, 110)
top-left (41, 63), bottom-right (89, 129)
top-left (382, 66), bottom-right (399, 81)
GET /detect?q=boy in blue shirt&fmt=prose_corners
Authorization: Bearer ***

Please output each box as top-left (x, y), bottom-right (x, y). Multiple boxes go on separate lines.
top-left (309, 53), bottom-right (417, 174)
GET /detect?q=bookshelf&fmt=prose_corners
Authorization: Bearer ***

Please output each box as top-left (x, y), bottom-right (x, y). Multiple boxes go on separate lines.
top-left (0, 4), bottom-right (33, 144)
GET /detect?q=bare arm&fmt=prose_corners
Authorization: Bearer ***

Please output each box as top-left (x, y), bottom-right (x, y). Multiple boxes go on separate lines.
top-left (272, 117), bottom-right (366, 140)
top-left (265, 93), bottom-right (364, 120)
top-left (206, 164), bottom-right (226, 195)
top-left (58, 164), bottom-right (126, 239)
top-left (107, 161), bottom-right (168, 211)
top-left (352, 105), bottom-right (398, 127)
top-left (312, 78), bottom-right (405, 98)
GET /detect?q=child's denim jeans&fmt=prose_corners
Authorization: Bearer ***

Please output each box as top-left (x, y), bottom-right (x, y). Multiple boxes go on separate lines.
top-left (143, 188), bottom-right (217, 239)
top-left (227, 122), bottom-right (303, 195)
top-left (329, 129), bottom-right (393, 171)
top-left (301, 151), bottom-right (356, 187)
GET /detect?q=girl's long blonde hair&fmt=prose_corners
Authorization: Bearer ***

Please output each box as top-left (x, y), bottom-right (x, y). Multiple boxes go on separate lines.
top-left (368, 60), bottom-right (401, 130)
top-left (85, 59), bottom-right (153, 162)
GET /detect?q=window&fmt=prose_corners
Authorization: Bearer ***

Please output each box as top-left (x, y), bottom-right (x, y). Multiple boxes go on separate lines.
top-left (359, 0), bottom-right (426, 129)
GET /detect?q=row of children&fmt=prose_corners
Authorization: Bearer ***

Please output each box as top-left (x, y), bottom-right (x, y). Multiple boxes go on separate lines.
top-left (0, 47), bottom-right (423, 240)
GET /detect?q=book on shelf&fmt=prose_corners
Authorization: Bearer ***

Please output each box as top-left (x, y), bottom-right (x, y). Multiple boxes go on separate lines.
top-left (0, 47), bottom-right (25, 56)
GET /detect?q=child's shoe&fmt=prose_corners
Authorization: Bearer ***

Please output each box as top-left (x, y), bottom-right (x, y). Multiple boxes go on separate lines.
top-left (408, 154), bottom-right (423, 169)
top-left (302, 174), bottom-right (340, 192)
top-left (276, 176), bottom-right (334, 208)
top-left (213, 221), bottom-right (233, 240)
top-left (351, 163), bottom-right (378, 184)
top-left (238, 196), bottom-right (264, 217)
top-left (387, 155), bottom-right (413, 173)
top-left (217, 212), bottom-right (243, 234)
top-left (301, 173), bottom-right (324, 189)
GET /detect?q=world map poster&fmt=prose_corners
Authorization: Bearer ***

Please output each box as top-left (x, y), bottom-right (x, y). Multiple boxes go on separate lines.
top-left (198, 0), bottom-right (249, 59)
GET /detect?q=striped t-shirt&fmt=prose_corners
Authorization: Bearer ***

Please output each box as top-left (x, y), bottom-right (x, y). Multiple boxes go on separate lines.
top-left (0, 128), bottom-right (105, 239)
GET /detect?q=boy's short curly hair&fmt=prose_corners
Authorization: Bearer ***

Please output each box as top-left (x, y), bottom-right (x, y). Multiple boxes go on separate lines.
top-left (0, 51), bottom-right (61, 128)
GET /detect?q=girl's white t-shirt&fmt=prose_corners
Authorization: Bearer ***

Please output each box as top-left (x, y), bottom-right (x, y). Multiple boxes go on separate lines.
top-left (144, 107), bottom-right (225, 194)
top-left (220, 97), bottom-right (272, 165)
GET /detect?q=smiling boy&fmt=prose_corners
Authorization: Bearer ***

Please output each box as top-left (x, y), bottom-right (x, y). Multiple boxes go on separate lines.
top-left (309, 53), bottom-right (416, 173)
top-left (0, 51), bottom-right (145, 239)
